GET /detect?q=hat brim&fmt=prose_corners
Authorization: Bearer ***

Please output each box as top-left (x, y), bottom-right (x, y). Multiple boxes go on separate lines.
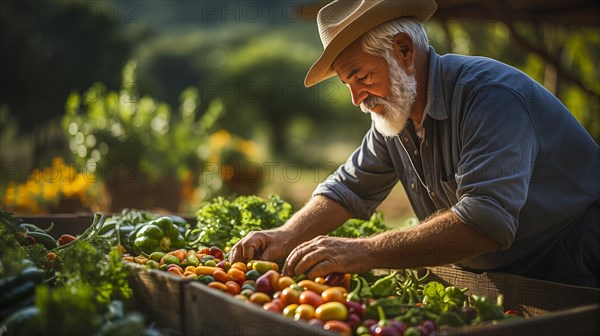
top-left (304, 1), bottom-right (437, 88)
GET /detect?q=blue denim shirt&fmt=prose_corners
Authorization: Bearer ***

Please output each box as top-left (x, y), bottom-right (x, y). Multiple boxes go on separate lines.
top-left (313, 47), bottom-right (600, 271)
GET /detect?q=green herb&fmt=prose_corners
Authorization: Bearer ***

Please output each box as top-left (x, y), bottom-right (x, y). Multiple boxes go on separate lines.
top-left (190, 194), bottom-right (292, 248)
top-left (329, 211), bottom-right (389, 238)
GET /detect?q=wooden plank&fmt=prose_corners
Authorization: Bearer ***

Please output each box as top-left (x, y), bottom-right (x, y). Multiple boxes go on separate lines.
top-left (127, 264), bottom-right (191, 335)
top-left (184, 281), bottom-right (334, 336)
top-left (419, 266), bottom-right (600, 317)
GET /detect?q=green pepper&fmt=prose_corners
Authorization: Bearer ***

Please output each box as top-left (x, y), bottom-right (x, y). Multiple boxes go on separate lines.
top-left (358, 277), bottom-right (373, 299)
top-left (436, 311), bottom-right (467, 327)
top-left (132, 217), bottom-right (185, 254)
top-left (443, 286), bottom-right (467, 306)
top-left (365, 297), bottom-right (407, 319)
top-left (345, 277), bottom-right (362, 302)
top-left (371, 271), bottom-right (398, 298)
top-left (470, 295), bottom-right (505, 322)
top-left (198, 275), bottom-right (215, 284)
top-left (186, 254), bottom-right (199, 267)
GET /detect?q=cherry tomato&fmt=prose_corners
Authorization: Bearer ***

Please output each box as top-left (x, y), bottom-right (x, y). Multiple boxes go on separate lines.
top-left (315, 302), bottom-right (348, 322)
top-left (283, 304), bottom-right (299, 318)
top-left (321, 287), bottom-right (347, 303)
top-left (280, 286), bottom-right (302, 305)
top-left (207, 281), bottom-right (228, 292)
top-left (294, 304), bottom-right (315, 321)
top-left (225, 281), bottom-right (241, 295)
top-left (231, 261), bottom-right (248, 273)
top-left (298, 280), bottom-right (329, 294)
top-left (263, 299), bottom-right (284, 313)
top-left (323, 320), bottom-right (352, 335)
top-left (212, 269), bottom-right (231, 283)
top-left (277, 276), bottom-right (295, 291)
top-left (299, 290), bottom-right (324, 308)
top-left (249, 292), bottom-right (271, 305)
top-left (314, 277), bottom-right (326, 285)
top-left (227, 268), bottom-right (246, 282)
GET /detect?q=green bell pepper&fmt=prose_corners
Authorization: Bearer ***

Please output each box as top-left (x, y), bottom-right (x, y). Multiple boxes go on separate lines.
top-left (132, 217), bottom-right (185, 254)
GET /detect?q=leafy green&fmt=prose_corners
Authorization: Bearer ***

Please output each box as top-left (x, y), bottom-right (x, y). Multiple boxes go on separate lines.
top-left (192, 194), bottom-right (292, 248)
top-left (329, 212), bottom-right (389, 238)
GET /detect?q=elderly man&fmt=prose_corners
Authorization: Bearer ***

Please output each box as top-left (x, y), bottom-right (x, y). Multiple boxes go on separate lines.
top-left (230, 0), bottom-right (600, 287)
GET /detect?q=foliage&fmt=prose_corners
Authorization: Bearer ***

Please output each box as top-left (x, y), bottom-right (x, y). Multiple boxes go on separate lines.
top-left (61, 61), bottom-right (224, 184)
top-left (192, 194), bottom-right (292, 249)
top-left (1, 157), bottom-right (101, 214)
top-left (329, 212), bottom-right (390, 238)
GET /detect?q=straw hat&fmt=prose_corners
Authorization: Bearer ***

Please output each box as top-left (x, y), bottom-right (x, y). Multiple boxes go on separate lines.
top-left (304, 0), bottom-right (437, 87)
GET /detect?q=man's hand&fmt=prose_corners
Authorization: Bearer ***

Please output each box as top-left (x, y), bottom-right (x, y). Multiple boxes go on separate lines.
top-left (282, 235), bottom-right (371, 278)
top-left (229, 228), bottom-right (294, 263)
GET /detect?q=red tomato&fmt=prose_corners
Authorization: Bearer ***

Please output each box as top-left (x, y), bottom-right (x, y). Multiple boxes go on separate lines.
top-left (323, 320), bottom-right (352, 335)
top-left (299, 290), bottom-right (324, 308)
top-left (225, 281), bottom-right (241, 295)
top-left (280, 287), bottom-right (302, 305)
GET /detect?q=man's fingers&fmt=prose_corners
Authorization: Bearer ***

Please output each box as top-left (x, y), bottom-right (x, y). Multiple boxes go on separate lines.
top-left (293, 249), bottom-right (325, 276)
top-left (306, 260), bottom-right (335, 279)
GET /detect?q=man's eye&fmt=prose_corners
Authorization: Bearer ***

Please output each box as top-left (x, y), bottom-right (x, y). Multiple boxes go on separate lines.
top-left (358, 73), bottom-right (371, 82)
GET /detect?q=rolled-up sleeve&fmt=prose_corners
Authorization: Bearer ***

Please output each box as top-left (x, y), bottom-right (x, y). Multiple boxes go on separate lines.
top-left (451, 85), bottom-right (539, 249)
top-left (313, 125), bottom-right (399, 219)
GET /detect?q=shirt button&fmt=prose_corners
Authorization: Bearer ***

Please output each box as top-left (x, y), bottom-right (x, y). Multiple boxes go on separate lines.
top-left (429, 191), bottom-right (436, 198)
top-left (414, 150), bottom-right (419, 156)
top-left (403, 137), bottom-right (409, 143)
top-left (410, 182), bottom-right (416, 190)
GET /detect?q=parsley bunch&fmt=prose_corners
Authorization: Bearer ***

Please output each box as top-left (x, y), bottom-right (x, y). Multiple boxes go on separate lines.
top-left (191, 194), bottom-right (292, 248)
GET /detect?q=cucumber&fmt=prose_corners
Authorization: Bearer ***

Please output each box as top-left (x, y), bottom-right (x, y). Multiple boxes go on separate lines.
top-left (0, 267), bottom-right (44, 293)
top-left (25, 231), bottom-right (57, 250)
top-left (0, 306), bottom-right (41, 335)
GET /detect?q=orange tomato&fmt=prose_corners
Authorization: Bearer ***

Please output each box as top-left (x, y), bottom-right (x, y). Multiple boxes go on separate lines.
top-left (321, 287), bottom-right (347, 303)
top-left (294, 304), bottom-right (315, 321)
top-left (280, 286), bottom-right (302, 305)
top-left (231, 261), bottom-right (248, 273)
top-left (299, 290), bottom-right (324, 308)
top-left (207, 281), bottom-right (228, 292)
top-left (249, 292), bottom-right (271, 305)
top-left (314, 277), bottom-right (326, 285)
top-left (277, 276), bottom-right (295, 291)
top-left (212, 269), bottom-right (231, 283)
top-left (225, 281), bottom-right (241, 295)
top-left (227, 268), bottom-right (246, 282)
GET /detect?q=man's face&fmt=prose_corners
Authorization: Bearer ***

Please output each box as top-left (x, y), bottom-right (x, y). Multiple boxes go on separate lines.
top-left (333, 39), bottom-right (417, 137)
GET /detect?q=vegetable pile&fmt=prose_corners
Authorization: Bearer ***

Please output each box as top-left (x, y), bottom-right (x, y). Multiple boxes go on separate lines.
top-left (2, 194), bottom-right (524, 336)
top-left (0, 210), bottom-right (159, 336)
top-left (126, 249), bottom-right (522, 335)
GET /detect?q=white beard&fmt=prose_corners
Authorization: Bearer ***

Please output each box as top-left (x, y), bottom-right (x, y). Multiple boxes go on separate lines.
top-left (360, 52), bottom-right (417, 138)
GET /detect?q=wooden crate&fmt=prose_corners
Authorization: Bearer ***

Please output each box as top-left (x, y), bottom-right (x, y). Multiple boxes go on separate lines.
top-left (415, 266), bottom-right (600, 335)
top-left (178, 267), bottom-right (599, 336)
top-left (183, 281), bottom-right (334, 336)
top-left (126, 263), bottom-right (194, 335)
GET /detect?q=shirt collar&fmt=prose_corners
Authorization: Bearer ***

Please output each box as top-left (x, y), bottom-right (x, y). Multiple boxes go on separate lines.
top-left (423, 46), bottom-right (448, 121)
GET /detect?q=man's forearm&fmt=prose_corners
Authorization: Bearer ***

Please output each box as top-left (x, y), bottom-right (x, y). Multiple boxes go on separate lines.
top-left (365, 210), bottom-right (501, 269)
top-left (280, 195), bottom-right (352, 243)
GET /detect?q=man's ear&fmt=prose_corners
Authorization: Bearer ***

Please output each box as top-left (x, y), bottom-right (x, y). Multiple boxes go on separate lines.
top-left (391, 32), bottom-right (414, 71)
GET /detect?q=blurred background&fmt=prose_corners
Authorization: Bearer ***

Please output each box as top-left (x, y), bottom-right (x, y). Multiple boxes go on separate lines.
top-left (1, 0), bottom-right (599, 226)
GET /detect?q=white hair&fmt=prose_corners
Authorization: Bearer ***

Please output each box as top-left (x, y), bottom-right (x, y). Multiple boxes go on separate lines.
top-left (361, 17), bottom-right (429, 56)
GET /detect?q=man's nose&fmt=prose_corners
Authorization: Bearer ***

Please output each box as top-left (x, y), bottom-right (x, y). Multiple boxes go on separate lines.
top-left (349, 84), bottom-right (367, 107)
